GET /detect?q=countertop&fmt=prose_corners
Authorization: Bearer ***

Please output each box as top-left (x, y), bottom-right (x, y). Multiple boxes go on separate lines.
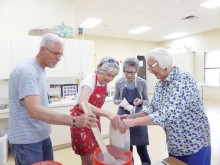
top-left (0, 97), bottom-right (113, 119)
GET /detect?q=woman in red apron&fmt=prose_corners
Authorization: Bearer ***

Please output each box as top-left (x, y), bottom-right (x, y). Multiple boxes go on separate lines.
top-left (70, 57), bottom-right (119, 165)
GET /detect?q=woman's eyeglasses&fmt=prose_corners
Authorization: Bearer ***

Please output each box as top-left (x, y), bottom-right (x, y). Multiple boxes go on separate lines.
top-left (99, 59), bottom-right (119, 68)
top-left (106, 59), bottom-right (119, 65)
top-left (147, 62), bottom-right (158, 70)
top-left (125, 71), bottom-right (136, 76)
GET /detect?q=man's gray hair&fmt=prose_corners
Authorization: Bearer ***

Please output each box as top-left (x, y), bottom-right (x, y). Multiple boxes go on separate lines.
top-left (145, 47), bottom-right (173, 69)
top-left (123, 58), bottom-right (139, 72)
top-left (40, 33), bottom-right (64, 48)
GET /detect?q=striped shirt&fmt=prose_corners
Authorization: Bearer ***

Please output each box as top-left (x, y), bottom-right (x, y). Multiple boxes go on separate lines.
top-left (8, 59), bottom-right (50, 144)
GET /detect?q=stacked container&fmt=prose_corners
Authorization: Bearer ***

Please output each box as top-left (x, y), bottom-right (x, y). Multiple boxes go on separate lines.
top-left (0, 130), bottom-right (8, 165)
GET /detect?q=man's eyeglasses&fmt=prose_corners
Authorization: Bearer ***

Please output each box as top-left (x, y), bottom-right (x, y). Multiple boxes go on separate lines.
top-left (147, 62), bottom-right (158, 70)
top-left (125, 71), bottom-right (136, 76)
top-left (45, 47), bottom-right (63, 57)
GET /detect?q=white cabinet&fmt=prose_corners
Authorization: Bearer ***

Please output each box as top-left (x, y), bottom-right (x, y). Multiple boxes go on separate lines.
top-left (10, 35), bottom-right (66, 78)
top-left (100, 100), bottom-right (118, 137)
top-left (0, 35), bottom-right (11, 79)
top-left (0, 35), bottom-right (94, 79)
top-left (50, 106), bottom-right (72, 148)
top-left (11, 35), bottom-right (41, 69)
top-left (65, 39), bottom-right (81, 77)
top-left (79, 40), bottom-right (94, 77)
top-left (65, 39), bottom-right (94, 77)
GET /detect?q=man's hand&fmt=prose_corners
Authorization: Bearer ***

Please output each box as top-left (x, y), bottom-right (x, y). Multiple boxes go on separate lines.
top-left (75, 113), bottom-right (98, 129)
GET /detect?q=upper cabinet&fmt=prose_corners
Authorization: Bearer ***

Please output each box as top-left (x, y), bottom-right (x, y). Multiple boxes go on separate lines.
top-left (65, 39), bottom-right (94, 78)
top-left (79, 40), bottom-right (94, 77)
top-left (0, 35), bottom-right (11, 79)
top-left (0, 35), bottom-right (94, 79)
top-left (11, 35), bottom-right (41, 69)
top-left (65, 39), bottom-right (81, 77)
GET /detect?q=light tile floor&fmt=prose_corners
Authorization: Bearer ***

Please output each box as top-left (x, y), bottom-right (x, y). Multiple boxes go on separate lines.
top-left (6, 100), bottom-right (220, 165)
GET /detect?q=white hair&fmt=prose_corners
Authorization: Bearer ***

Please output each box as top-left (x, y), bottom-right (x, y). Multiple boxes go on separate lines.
top-left (145, 47), bottom-right (173, 69)
top-left (40, 33), bottom-right (64, 48)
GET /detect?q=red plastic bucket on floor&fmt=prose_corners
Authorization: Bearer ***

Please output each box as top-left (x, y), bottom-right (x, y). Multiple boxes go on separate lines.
top-left (94, 145), bottom-right (132, 165)
top-left (32, 160), bottom-right (63, 165)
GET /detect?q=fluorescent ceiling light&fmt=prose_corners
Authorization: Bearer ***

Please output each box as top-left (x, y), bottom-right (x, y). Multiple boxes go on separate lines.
top-left (128, 26), bottom-right (152, 34)
top-left (164, 32), bottom-right (187, 39)
top-left (200, 0), bottom-right (220, 8)
top-left (80, 17), bottom-right (103, 29)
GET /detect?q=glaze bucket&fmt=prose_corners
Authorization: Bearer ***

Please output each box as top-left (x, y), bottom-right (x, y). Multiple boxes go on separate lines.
top-left (93, 145), bottom-right (132, 165)
top-left (32, 160), bottom-right (62, 165)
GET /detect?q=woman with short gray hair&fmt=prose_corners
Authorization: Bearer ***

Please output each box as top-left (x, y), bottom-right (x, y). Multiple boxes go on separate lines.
top-left (97, 57), bottom-right (120, 75)
top-left (114, 57), bottom-right (151, 165)
top-left (70, 57), bottom-right (119, 165)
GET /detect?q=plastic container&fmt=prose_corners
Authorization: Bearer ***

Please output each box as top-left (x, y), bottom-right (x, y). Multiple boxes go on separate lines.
top-left (32, 160), bottom-right (62, 165)
top-left (0, 133), bottom-right (8, 165)
top-left (94, 145), bottom-right (132, 165)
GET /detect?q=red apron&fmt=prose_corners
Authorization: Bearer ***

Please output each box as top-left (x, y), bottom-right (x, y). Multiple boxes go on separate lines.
top-left (70, 74), bottom-right (107, 155)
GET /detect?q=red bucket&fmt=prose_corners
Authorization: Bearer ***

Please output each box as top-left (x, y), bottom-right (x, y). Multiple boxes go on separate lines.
top-left (32, 160), bottom-right (62, 165)
top-left (94, 145), bottom-right (132, 165)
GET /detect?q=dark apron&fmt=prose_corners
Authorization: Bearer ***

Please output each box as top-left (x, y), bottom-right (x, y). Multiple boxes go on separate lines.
top-left (117, 84), bottom-right (149, 146)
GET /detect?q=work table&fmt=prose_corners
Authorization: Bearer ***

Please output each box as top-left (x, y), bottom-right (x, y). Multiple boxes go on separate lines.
top-left (0, 97), bottom-right (115, 149)
top-left (0, 99), bottom-right (76, 119)
top-left (0, 96), bottom-right (114, 119)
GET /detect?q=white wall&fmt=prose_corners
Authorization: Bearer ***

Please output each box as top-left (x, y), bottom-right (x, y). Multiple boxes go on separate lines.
top-left (160, 29), bottom-right (220, 101)
top-left (0, 80), bottom-right (9, 100)
top-left (0, 0), bottom-right (76, 35)
top-left (84, 35), bottom-right (159, 93)
top-left (0, 0), bottom-right (220, 101)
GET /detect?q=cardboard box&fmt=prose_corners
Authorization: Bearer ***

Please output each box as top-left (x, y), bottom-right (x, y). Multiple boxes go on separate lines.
top-left (162, 157), bottom-right (187, 165)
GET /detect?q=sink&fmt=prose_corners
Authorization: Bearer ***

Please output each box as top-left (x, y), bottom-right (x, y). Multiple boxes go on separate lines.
top-left (0, 104), bottom-right (7, 110)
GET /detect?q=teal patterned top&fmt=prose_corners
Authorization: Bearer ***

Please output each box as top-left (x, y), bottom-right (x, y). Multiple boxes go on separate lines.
top-left (143, 66), bottom-right (211, 156)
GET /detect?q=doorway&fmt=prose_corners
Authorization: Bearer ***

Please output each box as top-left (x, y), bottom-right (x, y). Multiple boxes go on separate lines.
top-left (137, 55), bottom-right (146, 80)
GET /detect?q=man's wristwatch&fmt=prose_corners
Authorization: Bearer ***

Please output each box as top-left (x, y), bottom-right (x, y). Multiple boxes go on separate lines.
top-left (73, 117), bottom-right (76, 128)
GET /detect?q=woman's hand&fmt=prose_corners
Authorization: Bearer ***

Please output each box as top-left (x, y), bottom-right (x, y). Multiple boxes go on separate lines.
top-left (120, 114), bottom-right (132, 120)
top-left (116, 114), bottom-right (131, 133)
top-left (108, 112), bottom-right (117, 127)
top-left (110, 114), bottom-right (131, 130)
top-left (133, 98), bottom-right (142, 106)
top-left (107, 112), bottom-right (117, 121)
top-left (119, 118), bottom-right (136, 133)
top-left (110, 115), bottom-right (121, 129)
